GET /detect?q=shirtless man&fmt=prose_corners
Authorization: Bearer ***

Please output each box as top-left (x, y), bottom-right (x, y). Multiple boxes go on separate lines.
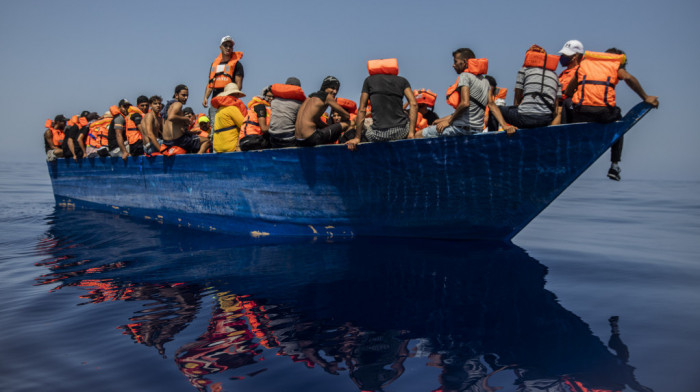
top-left (163, 84), bottom-right (201, 153)
top-left (295, 76), bottom-right (350, 147)
top-left (142, 95), bottom-right (163, 154)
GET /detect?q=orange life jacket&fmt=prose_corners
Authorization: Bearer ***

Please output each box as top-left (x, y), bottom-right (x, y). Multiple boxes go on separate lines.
top-left (414, 89), bottom-right (437, 108)
top-left (335, 97), bottom-right (357, 114)
top-left (125, 106), bottom-right (145, 144)
top-left (241, 99), bottom-right (271, 139)
top-left (367, 58), bottom-right (399, 75)
top-left (67, 115), bottom-right (88, 128)
top-left (189, 113), bottom-right (209, 138)
top-left (87, 117), bottom-right (112, 148)
top-left (109, 105), bottom-right (121, 117)
top-left (208, 52), bottom-right (244, 90)
top-left (270, 84), bottom-right (306, 101)
top-left (46, 120), bottom-right (65, 147)
top-left (572, 51), bottom-right (625, 108)
top-left (559, 68), bottom-right (577, 99)
top-left (523, 50), bottom-right (559, 71)
top-left (211, 95), bottom-right (248, 116)
top-left (446, 58), bottom-right (489, 109)
top-left (416, 112), bottom-right (428, 131)
top-left (493, 87), bottom-right (508, 101)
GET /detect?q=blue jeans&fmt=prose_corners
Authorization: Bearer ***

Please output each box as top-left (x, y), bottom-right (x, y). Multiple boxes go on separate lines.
top-left (421, 124), bottom-right (479, 138)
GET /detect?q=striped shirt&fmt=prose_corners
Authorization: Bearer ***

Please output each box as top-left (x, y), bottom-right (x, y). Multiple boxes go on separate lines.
top-left (516, 67), bottom-right (561, 116)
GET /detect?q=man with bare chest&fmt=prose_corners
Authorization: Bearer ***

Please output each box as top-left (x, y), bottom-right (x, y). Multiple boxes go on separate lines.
top-left (143, 95), bottom-right (163, 154)
top-left (163, 84), bottom-right (202, 153)
top-left (295, 76), bottom-right (350, 147)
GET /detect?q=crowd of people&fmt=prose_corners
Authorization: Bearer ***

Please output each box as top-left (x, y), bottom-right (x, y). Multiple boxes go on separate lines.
top-left (44, 36), bottom-right (659, 181)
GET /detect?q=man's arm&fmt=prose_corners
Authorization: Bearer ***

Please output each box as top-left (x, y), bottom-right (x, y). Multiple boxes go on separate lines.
top-left (487, 94), bottom-right (517, 135)
top-left (77, 132), bottom-right (86, 158)
top-left (143, 113), bottom-right (161, 150)
top-left (435, 85), bottom-right (470, 133)
top-left (513, 88), bottom-right (524, 106)
top-left (114, 118), bottom-right (128, 160)
top-left (618, 68), bottom-right (659, 108)
top-left (404, 87), bottom-right (418, 139)
top-left (44, 129), bottom-right (55, 150)
top-left (202, 86), bottom-right (212, 108)
top-left (327, 97), bottom-right (350, 121)
top-left (346, 92), bottom-right (369, 151)
top-left (168, 102), bottom-right (189, 123)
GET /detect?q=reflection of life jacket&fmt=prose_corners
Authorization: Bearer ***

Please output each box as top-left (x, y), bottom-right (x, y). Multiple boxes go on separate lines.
top-left (367, 58), bottom-right (399, 75)
top-left (564, 378), bottom-right (618, 392)
top-left (46, 120), bottom-right (65, 147)
top-left (87, 117), bottom-right (112, 148)
top-left (559, 68), bottom-right (577, 99)
top-left (521, 50), bottom-right (561, 111)
top-left (572, 51), bottom-right (625, 108)
top-left (125, 106), bottom-right (145, 144)
top-left (241, 97), bottom-right (271, 139)
top-left (270, 84), bottom-right (306, 101)
top-left (446, 58), bottom-right (489, 109)
top-left (414, 89), bottom-right (437, 108)
top-left (208, 52), bottom-right (244, 90)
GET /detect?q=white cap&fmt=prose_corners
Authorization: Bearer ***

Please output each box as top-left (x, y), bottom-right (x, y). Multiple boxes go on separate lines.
top-left (559, 40), bottom-right (584, 56)
top-left (220, 35), bottom-right (234, 45)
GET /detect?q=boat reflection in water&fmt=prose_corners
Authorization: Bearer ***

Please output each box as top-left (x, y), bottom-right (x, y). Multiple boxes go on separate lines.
top-left (35, 209), bottom-right (654, 392)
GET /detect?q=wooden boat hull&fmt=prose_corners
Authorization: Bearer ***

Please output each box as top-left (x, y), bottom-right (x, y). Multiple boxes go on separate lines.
top-left (47, 103), bottom-right (652, 241)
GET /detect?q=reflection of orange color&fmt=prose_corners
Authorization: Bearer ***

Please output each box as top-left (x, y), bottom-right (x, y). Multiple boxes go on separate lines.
top-left (240, 299), bottom-right (279, 349)
top-left (564, 378), bottom-right (618, 392)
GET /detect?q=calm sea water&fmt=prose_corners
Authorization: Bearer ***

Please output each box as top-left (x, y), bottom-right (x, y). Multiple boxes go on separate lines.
top-left (1, 161), bottom-right (699, 392)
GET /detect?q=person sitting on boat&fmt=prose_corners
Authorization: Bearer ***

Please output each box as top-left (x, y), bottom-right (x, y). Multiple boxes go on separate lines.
top-left (239, 86), bottom-right (273, 151)
top-left (211, 82), bottom-right (248, 153)
top-left (85, 110), bottom-right (113, 157)
top-left (347, 58), bottom-right (417, 150)
top-left (295, 76), bottom-right (351, 147)
top-left (553, 39), bottom-right (585, 125)
top-left (269, 77), bottom-right (306, 148)
top-left (163, 84), bottom-right (203, 154)
top-left (107, 99), bottom-right (132, 160)
top-left (487, 44), bottom-right (562, 134)
top-left (202, 35), bottom-right (244, 123)
top-left (564, 47), bottom-right (659, 181)
top-left (44, 114), bottom-right (67, 161)
top-left (62, 112), bottom-right (97, 161)
top-left (417, 48), bottom-right (491, 138)
top-left (136, 95), bottom-right (150, 114)
top-left (142, 95), bottom-right (163, 155)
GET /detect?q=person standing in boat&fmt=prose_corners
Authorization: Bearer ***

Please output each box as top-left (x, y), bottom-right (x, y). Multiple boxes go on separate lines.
top-left (564, 47), bottom-right (659, 181)
top-left (347, 58), bottom-right (417, 150)
top-left (487, 45), bottom-right (562, 134)
top-left (295, 76), bottom-right (351, 147)
top-left (202, 36), bottom-right (244, 123)
top-left (163, 84), bottom-right (203, 154)
top-left (416, 48), bottom-right (492, 138)
top-left (211, 82), bottom-right (248, 153)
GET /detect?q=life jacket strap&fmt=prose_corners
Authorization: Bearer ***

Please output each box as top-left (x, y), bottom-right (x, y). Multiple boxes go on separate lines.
top-left (214, 125), bottom-right (238, 134)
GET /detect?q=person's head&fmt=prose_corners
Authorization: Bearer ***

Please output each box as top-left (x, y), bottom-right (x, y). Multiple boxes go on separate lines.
top-left (452, 48), bottom-right (475, 74)
top-left (149, 95), bottom-right (163, 113)
top-left (285, 77), bottom-right (301, 87)
top-left (484, 75), bottom-right (498, 96)
top-left (198, 116), bottom-right (210, 131)
top-left (53, 114), bottom-right (67, 129)
top-left (320, 75), bottom-right (340, 96)
top-left (220, 35), bottom-right (234, 56)
top-left (558, 40), bottom-right (584, 67)
top-left (183, 107), bottom-right (195, 121)
top-left (86, 112), bottom-right (99, 122)
top-left (118, 98), bottom-right (131, 116)
top-left (330, 110), bottom-right (342, 123)
top-left (216, 82), bottom-right (246, 98)
top-left (79, 110), bottom-right (90, 118)
top-left (136, 95), bottom-right (149, 113)
top-left (261, 85), bottom-right (274, 103)
top-left (173, 84), bottom-right (189, 104)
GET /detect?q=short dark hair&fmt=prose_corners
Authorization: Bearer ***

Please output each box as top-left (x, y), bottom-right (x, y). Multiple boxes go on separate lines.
top-left (484, 75), bottom-right (497, 88)
top-left (174, 84), bottom-right (188, 97)
top-left (182, 107), bottom-right (195, 115)
top-left (137, 95), bottom-right (149, 105)
top-left (149, 95), bottom-right (162, 104)
top-left (80, 110), bottom-right (90, 118)
top-left (605, 47), bottom-right (625, 55)
top-left (452, 48), bottom-right (475, 60)
top-left (54, 114), bottom-right (68, 123)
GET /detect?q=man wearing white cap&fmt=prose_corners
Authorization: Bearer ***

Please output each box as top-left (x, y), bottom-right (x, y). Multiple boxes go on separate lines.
top-left (203, 36), bottom-right (245, 122)
top-left (555, 39), bottom-right (585, 124)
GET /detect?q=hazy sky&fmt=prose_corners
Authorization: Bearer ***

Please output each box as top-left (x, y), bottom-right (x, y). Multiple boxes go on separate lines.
top-left (1, 0), bottom-right (697, 180)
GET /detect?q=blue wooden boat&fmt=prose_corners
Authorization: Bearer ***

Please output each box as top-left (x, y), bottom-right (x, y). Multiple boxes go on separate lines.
top-left (47, 102), bottom-right (653, 241)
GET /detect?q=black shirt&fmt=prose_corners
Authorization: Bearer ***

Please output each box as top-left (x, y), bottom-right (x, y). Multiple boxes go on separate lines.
top-left (362, 74), bottom-right (410, 129)
top-left (212, 62), bottom-right (245, 97)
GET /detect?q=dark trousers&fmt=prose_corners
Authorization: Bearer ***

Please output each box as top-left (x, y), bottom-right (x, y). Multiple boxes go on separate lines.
top-left (297, 123), bottom-right (344, 147)
top-left (487, 106), bottom-right (552, 132)
top-left (570, 105), bottom-right (623, 162)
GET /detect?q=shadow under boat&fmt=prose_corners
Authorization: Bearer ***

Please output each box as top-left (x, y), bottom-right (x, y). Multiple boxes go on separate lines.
top-left (34, 208), bottom-right (654, 392)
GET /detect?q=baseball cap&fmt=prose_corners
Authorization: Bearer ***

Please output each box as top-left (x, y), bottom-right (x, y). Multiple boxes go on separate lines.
top-left (198, 116), bottom-right (210, 123)
top-left (285, 77), bottom-right (301, 86)
top-left (559, 40), bottom-right (584, 56)
top-left (118, 99), bottom-right (131, 107)
top-left (221, 35), bottom-right (234, 45)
